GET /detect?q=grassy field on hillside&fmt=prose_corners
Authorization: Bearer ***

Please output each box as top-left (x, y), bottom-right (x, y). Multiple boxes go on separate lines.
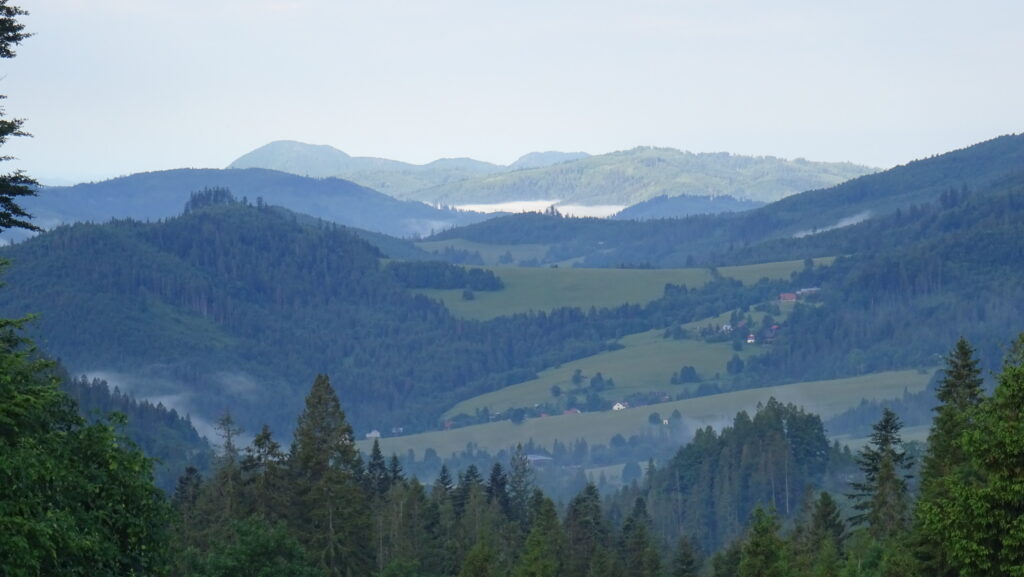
top-left (418, 258), bottom-right (829, 320)
top-left (444, 303), bottom-right (797, 419)
top-left (363, 369), bottom-right (934, 459)
top-left (443, 330), bottom-right (761, 420)
top-left (416, 239), bottom-right (553, 266)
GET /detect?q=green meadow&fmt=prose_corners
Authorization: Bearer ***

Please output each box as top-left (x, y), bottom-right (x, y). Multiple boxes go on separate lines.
top-left (363, 369), bottom-right (934, 459)
top-left (443, 329), bottom-right (760, 420)
top-left (418, 258), bottom-right (830, 320)
top-left (416, 239), bottom-right (553, 266)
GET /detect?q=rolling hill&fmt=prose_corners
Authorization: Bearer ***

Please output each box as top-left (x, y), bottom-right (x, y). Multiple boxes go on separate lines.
top-left (427, 133), bottom-right (1024, 268)
top-left (3, 167), bottom-right (493, 243)
top-left (227, 141), bottom-right (875, 207)
top-left (3, 133), bottom-right (1022, 470)
top-left (410, 147), bottom-right (873, 206)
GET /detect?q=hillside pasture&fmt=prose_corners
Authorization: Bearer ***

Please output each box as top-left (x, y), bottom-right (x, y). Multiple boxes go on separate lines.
top-left (416, 239), bottom-right (553, 266)
top-left (443, 329), bottom-right (758, 420)
top-left (364, 369), bottom-right (935, 459)
top-left (417, 258), bottom-right (830, 320)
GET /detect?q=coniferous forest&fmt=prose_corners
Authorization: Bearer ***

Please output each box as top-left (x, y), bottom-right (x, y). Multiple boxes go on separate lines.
top-left (3, 4), bottom-right (1024, 576)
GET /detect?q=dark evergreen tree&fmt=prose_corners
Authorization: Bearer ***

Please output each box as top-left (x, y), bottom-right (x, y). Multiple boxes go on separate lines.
top-left (454, 464), bottom-right (484, 518)
top-left (486, 462), bottom-right (510, 517)
top-left (917, 334), bottom-right (1024, 576)
top-left (563, 483), bottom-right (609, 577)
top-left (0, 0), bottom-right (36, 234)
top-left (738, 507), bottom-right (785, 577)
top-left (915, 337), bottom-right (985, 576)
top-left (620, 497), bottom-right (661, 577)
top-left (240, 424), bottom-right (288, 522)
top-left (434, 464), bottom-right (455, 497)
top-left (196, 411), bottom-right (244, 534)
top-left (511, 491), bottom-right (566, 577)
top-left (288, 374), bottom-right (372, 577)
top-left (671, 536), bottom-right (700, 577)
top-left (366, 438), bottom-right (390, 497)
top-left (507, 444), bottom-right (534, 529)
top-left (848, 408), bottom-right (912, 540)
top-left (387, 454), bottom-right (405, 485)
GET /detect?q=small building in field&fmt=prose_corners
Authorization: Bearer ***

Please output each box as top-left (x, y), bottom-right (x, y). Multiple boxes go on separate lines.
top-left (365, 429), bottom-right (381, 439)
top-left (613, 402), bottom-right (628, 411)
top-left (746, 333), bottom-right (756, 344)
top-left (779, 292), bottom-right (797, 302)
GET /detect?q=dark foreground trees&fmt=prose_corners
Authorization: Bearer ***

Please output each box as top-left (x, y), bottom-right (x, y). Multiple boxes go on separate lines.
top-left (917, 334), bottom-right (1024, 576)
top-left (1, 4), bottom-right (170, 575)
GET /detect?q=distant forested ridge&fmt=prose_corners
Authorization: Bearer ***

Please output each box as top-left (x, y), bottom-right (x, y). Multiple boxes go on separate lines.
top-left (229, 140), bottom-right (874, 206)
top-left (612, 194), bottom-right (764, 220)
top-left (3, 167), bottom-right (492, 243)
top-left (430, 133), bottom-right (1024, 268)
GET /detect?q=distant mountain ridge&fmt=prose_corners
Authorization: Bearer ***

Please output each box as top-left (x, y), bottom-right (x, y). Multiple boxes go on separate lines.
top-left (612, 194), bottom-right (765, 220)
top-left (6, 167), bottom-right (492, 242)
top-left (229, 140), bottom-right (588, 200)
top-left (430, 133), bottom-right (1024, 268)
top-left (228, 141), bottom-right (875, 206)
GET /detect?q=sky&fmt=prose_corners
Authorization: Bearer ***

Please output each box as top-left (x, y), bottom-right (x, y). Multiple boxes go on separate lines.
top-left (3, 0), bottom-right (1023, 184)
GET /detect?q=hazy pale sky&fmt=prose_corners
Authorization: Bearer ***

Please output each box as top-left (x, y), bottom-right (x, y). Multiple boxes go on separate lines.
top-left (4, 0), bottom-right (1023, 184)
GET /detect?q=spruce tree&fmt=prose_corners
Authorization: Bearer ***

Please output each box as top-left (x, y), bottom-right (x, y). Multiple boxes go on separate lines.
top-left (848, 408), bottom-right (912, 540)
top-left (366, 438), bottom-right (390, 497)
top-left (671, 536), bottom-right (700, 577)
top-left (918, 334), bottom-right (1024, 576)
top-left (738, 507), bottom-right (785, 577)
top-left (485, 462), bottom-right (510, 517)
top-left (240, 424), bottom-right (288, 522)
top-left (0, 0), bottom-right (36, 233)
top-left (563, 483), bottom-right (609, 577)
top-left (915, 337), bottom-right (985, 576)
top-left (511, 491), bottom-right (565, 577)
top-left (507, 444), bottom-right (534, 529)
top-left (288, 374), bottom-right (372, 577)
top-left (195, 411), bottom-right (244, 534)
top-left (620, 497), bottom-right (661, 577)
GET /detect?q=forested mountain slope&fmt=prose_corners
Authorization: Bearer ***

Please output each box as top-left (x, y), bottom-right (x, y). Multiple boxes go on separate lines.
top-left (430, 133), bottom-right (1024, 268)
top-left (4, 167), bottom-right (491, 242)
top-left (742, 173), bottom-right (1024, 382)
top-left (612, 194), bottom-right (764, 220)
top-left (3, 192), bottom-right (756, 437)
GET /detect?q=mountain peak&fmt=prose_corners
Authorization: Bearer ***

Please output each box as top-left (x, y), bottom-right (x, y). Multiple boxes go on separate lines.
top-left (509, 150), bottom-right (590, 170)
